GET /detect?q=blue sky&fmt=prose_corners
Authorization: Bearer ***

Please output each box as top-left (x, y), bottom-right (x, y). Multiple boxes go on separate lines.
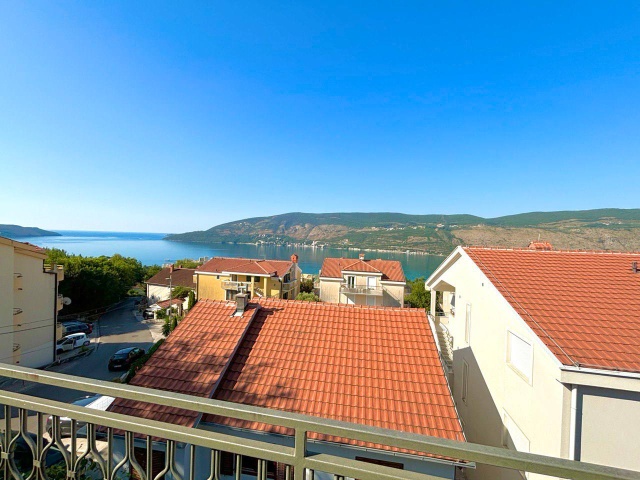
top-left (1, 2), bottom-right (639, 232)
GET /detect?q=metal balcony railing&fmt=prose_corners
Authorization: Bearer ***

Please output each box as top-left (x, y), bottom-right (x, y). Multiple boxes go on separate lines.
top-left (221, 281), bottom-right (253, 291)
top-left (340, 284), bottom-right (384, 296)
top-left (0, 364), bottom-right (636, 480)
top-left (281, 280), bottom-right (297, 292)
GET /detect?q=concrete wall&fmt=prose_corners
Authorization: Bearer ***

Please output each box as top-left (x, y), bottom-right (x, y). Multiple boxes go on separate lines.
top-left (319, 278), bottom-right (341, 303)
top-left (0, 239), bottom-right (57, 368)
top-left (147, 284), bottom-right (171, 303)
top-left (577, 385), bottom-right (640, 471)
top-left (429, 249), bottom-right (565, 480)
top-left (196, 274), bottom-right (229, 301)
top-left (381, 283), bottom-right (404, 307)
top-left (0, 243), bottom-right (15, 365)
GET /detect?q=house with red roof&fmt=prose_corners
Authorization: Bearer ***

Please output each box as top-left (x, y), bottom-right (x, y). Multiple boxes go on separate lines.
top-left (318, 253), bottom-right (406, 307)
top-left (195, 255), bottom-right (301, 301)
top-left (108, 296), bottom-right (468, 480)
top-left (145, 265), bottom-right (196, 305)
top-left (425, 245), bottom-right (640, 478)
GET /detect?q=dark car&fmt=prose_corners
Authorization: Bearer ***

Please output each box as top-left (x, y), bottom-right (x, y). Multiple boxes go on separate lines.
top-left (0, 432), bottom-right (64, 474)
top-left (61, 321), bottom-right (93, 335)
top-left (108, 347), bottom-right (145, 371)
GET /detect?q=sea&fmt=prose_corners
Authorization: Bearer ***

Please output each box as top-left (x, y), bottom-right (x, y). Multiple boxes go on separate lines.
top-left (15, 230), bottom-right (445, 280)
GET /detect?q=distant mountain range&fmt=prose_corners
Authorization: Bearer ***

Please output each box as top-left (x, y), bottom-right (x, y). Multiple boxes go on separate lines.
top-left (0, 224), bottom-right (61, 238)
top-left (165, 208), bottom-right (640, 255)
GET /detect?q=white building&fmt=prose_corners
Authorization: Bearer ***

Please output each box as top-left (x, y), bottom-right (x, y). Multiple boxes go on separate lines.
top-left (0, 236), bottom-right (64, 368)
top-left (425, 244), bottom-right (640, 479)
top-left (145, 265), bottom-right (196, 306)
top-left (318, 254), bottom-right (406, 307)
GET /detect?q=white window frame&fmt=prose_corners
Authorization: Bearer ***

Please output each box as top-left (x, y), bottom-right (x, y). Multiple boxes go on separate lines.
top-left (462, 360), bottom-right (469, 405)
top-left (506, 330), bottom-right (533, 384)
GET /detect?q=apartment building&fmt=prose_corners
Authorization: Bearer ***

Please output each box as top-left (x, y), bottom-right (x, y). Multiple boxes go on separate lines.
top-left (0, 236), bottom-right (64, 368)
top-left (318, 253), bottom-right (406, 307)
top-left (425, 244), bottom-right (640, 479)
top-left (194, 255), bottom-right (301, 301)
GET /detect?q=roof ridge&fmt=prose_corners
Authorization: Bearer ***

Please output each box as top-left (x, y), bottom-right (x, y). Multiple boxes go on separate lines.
top-left (206, 305), bottom-right (263, 404)
top-left (465, 246), bottom-right (640, 255)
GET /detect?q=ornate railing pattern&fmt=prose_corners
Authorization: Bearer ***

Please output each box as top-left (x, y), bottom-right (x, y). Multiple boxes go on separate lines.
top-left (0, 364), bottom-right (636, 480)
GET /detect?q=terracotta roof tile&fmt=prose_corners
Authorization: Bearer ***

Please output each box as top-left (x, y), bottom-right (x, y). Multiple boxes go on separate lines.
top-left (108, 300), bottom-right (255, 427)
top-left (465, 247), bottom-right (640, 373)
top-left (203, 298), bottom-right (463, 451)
top-left (197, 257), bottom-right (294, 278)
top-left (109, 297), bottom-right (463, 459)
top-left (146, 267), bottom-right (196, 288)
top-left (320, 258), bottom-right (406, 282)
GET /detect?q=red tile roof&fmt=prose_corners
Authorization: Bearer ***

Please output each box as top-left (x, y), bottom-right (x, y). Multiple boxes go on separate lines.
top-left (320, 258), bottom-right (406, 283)
top-left (110, 298), bottom-right (464, 455)
top-left (197, 257), bottom-right (294, 278)
top-left (108, 301), bottom-right (254, 428)
top-left (155, 298), bottom-right (185, 308)
top-left (464, 247), bottom-right (640, 373)
top-left (146, 267), bottom-right (196, 289)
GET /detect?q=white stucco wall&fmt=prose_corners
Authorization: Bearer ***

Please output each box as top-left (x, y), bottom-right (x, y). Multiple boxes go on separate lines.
top-left (0, 243), bottom-right (15, 365)
top-left (427, 249), bottom-right (566, 480)
top-left (577, 385), bottom-right (640, 471)
top-left (147, 284), bottom-right (171, 303)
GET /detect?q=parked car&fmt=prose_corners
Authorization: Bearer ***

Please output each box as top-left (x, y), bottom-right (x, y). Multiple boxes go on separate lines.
top-left (108, 347), bottom-right (146, 371)
top-left (142, 309), bottom-right (155, 319)
top-left (43, 395), bottom-right (116, 438)
top-left (56, 333), bottom-right (90, 354)
top-left (61, 321), bottom-right (93, 335)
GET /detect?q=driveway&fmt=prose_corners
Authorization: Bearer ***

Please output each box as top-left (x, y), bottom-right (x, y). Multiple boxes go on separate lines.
top-left (1, 297), bottom-right (163, 429)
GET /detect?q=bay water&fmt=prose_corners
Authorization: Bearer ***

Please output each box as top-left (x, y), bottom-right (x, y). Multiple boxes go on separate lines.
top-left (16, 230), bottom-right (444, 280)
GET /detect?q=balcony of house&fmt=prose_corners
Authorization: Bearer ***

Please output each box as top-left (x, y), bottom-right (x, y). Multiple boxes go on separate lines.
top-left (0, 364), bottom-right (633, 480)
top-left (44, 264), bottom-right (65, 282)
top-left (281, 279), bottom-right (297, 293)
top-left (221, 280), bottom-right (253, 292)
top-left (57, 294), bottom-right (64, 312)
top-left (339, 283), bottom-right (384, 296)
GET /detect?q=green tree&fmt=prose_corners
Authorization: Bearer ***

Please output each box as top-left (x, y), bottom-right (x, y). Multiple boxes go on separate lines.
top-left (299, 278), bottom-right (315, 293)
top-left (173, 258), bottom-right (200, 268)
top-left (187, 290), bottom-right (196, 310)
top-left (144, 264), bottom-right (163, 280)
top-left (171, 286), bottom-right (191, 299)
top-left (296, 292), bottom-right (320, 302)
top-left (404, 277), bottom-right (431, 310)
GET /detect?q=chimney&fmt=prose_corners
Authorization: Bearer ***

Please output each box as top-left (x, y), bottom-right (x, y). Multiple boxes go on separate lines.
top-left (528, 241), bottom-right (553, 251)
top-left (235, 293), bottom-right (249, 315)
top-left (359, 252), bottom-right (365, 261)
top-left (291, 254), bottom-right (299, 264)
top-left (169, 265), bottom-right (174, 273)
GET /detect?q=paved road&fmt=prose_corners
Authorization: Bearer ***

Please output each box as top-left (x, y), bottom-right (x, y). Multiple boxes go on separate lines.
top-left (1, 297), bottom-right (161, 429)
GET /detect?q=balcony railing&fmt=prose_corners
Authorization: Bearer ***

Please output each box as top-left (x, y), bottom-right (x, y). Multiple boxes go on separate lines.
top-left (221, 281), bottom-right (253, 291)
top-left (282, 280), bottom-right (297, 292)
top-left (44, 264), bottom-right (64, 281)
top-left (0, 364), bottom-right (636, 480)
top-left (340, 284), bottom-right (383, 296)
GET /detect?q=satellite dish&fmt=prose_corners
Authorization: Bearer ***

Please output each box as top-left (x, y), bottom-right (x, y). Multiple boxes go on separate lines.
top-left (63, 297), bottom-right (72, 306)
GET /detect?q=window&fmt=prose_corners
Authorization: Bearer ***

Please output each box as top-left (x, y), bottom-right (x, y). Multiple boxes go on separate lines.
top-left (464, 304), bottom-right (471, 344)
top-left (462, 360), bottom-right (469, 404)
top-left (506, 331), bottom-right (533, 382)
top-left (367, 276), bottom-right (376, 288)
top-left (347, 276), bottom-right (355, 287)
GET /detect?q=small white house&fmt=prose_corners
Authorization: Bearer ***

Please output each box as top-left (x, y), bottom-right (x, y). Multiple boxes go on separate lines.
top-left (145, 265), bottom-right (195, 305)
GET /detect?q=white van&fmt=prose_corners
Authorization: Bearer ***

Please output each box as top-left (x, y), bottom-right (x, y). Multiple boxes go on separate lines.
top-left (56, 333), bottom-right (90, 354)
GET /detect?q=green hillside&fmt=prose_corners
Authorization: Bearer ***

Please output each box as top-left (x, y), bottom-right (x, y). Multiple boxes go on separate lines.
top-left (0, 224), bottom-right (61, 238)
top-left (166, 208), bottom-right (640, 255)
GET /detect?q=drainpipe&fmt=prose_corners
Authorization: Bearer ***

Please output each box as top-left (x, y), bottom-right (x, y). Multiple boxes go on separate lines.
top-left (569, 385), bottom-right (578, 460)
top-left (44, 264), bottom-right (59, 363)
